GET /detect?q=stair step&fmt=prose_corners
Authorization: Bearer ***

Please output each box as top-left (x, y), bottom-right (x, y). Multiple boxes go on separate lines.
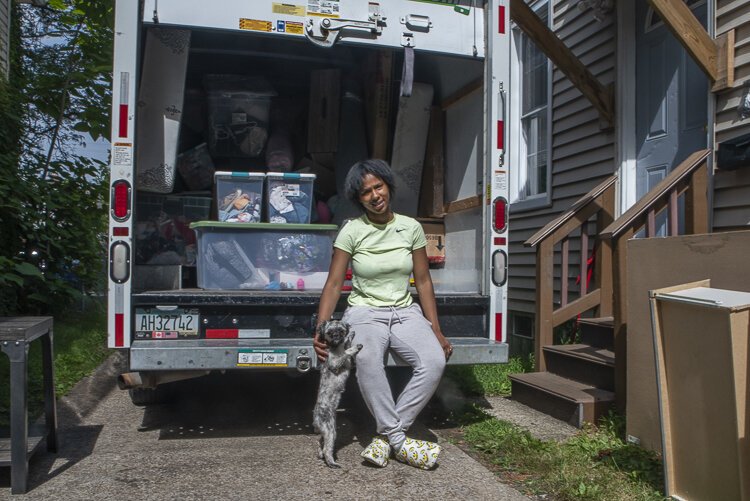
top-left (509, 372), bottom-right (615, 428)
top-left (578, 316), bottom-right (614, 349)
top-left (543, 344), bottom-right (615, 391)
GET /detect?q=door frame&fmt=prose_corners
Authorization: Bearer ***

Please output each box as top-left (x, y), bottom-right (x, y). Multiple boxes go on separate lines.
top-left (616, 0), bottom-right (716, 220)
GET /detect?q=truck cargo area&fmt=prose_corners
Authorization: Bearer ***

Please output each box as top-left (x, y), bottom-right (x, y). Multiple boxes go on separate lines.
top-left (114, 3), bottom-right (508, 375)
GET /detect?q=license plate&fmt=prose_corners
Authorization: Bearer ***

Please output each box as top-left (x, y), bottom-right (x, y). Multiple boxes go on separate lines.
top-left (135, 307), bottom-right (199, 338)
top-left (237, 349), bottom-right (288, 367)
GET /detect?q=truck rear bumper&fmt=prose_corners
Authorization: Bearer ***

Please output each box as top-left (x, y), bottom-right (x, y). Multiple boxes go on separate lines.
top-left (129, 337), bottom-right (508, 371)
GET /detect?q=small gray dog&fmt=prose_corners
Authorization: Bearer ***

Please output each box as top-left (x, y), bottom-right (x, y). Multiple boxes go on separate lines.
top-left (313, 320), bottom-right (363, 468)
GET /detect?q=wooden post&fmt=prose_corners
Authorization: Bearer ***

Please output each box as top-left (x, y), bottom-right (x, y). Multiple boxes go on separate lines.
top-left (613, 227), bottom-right (634, 412)
top-left (535, 239), bottom-right (554, 372)
top-left (596, 187), bottom-right (615, 318)
top-left (685, 160), bottom-right (709, 234)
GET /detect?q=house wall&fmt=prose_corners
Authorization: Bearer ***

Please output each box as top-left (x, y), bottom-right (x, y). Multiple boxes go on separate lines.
top-left (508, 0), bottom-right (617, 316)
top-left (0, 0), bottom-right (10, 78)
top-left (714, 1), bottom-right (750, 230)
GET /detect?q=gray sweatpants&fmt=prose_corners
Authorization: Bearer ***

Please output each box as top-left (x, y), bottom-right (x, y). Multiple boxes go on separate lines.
top-left (341, 303), bottom-right (446, 451)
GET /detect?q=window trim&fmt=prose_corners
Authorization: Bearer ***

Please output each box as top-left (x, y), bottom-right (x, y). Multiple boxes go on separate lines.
top-left (510, 0), bottom-right (553, 213)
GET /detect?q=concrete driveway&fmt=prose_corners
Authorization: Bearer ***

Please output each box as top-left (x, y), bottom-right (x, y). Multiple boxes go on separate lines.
top-left (1, 354), bottom-right (529, 500)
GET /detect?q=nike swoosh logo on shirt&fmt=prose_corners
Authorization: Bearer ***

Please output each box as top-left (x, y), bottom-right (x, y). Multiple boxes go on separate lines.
top-left (395, 228), bottom-right (406, 232)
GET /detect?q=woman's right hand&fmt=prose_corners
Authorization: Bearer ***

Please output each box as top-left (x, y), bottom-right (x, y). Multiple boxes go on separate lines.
top-left (313, 330), bottom-right (329, 362)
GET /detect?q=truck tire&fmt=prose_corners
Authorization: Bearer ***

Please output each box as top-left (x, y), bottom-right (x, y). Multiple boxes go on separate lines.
top-left (128, 386), bottom-right (171, 406)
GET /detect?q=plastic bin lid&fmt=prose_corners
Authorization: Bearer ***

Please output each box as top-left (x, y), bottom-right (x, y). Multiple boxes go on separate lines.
top-left (214, 171), bottom-right (266, 179)
top-left (190, 221), bottom-right (338, 231)
top-left (266, 172), bottom-right (316, 179)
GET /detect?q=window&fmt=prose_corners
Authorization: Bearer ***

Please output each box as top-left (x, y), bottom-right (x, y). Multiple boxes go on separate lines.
top-left (511, 1), bottom-right (552, 210)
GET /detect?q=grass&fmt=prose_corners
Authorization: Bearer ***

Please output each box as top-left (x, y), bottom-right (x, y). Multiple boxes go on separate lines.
top-left (446, 354), bottom-right (534, 396)
top-left (444, 358), bottom-right (666, 500)
top-left (0, 301), bottom-right (110, 427)
top-left (457, 407), bottom-right (665, 500)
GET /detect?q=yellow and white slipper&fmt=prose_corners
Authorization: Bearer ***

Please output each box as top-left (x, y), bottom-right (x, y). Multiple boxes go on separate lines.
top-left (360, 436), bottom-right (391, 467)
top-left (395, 438), bottom-right (441, 470)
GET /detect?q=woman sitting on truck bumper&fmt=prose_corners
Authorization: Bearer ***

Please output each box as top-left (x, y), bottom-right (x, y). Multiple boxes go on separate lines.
top-left (313, 159), bottom-right (452, 470)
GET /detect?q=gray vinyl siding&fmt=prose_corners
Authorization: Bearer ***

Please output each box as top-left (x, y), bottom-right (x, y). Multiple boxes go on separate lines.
top-left (714, 0), bottom-right (750, 230)
top-left (0, 0), bottom-right (10, 78)
top-left (508, 0), bottom-right (617, 314)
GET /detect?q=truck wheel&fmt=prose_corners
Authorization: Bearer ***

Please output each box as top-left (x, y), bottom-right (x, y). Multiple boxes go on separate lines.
top-left (128, 386), bottom-right (171, 406)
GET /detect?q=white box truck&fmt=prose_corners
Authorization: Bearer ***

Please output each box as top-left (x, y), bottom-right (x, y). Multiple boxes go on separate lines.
top-left (107, 0), bottom-right (511, 402)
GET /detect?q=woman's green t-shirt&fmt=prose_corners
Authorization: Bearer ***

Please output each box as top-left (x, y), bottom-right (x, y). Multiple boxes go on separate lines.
top-left (333, 213), bottom-right (427, 307)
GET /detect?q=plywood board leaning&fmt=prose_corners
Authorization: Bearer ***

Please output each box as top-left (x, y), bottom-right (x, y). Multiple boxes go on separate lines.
top-left (418, 106), bottom-right (445, 218)
top-left (626, 230), bottom-right (750, 453)
top-left (307, 69), bottom-right (340, 155)
top-left (363, 50), bottom-right (393, 160)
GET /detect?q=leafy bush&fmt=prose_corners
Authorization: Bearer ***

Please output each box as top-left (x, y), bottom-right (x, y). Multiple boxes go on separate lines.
top-left (0, 0), bottom-right (113, 315)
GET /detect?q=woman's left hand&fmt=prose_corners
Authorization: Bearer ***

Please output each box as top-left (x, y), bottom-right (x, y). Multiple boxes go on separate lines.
top-left (435, 331), bottom-right (453, 360)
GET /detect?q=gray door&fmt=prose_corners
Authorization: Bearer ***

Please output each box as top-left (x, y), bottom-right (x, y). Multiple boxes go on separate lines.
top-left (635, 0), bottom-right (708, 231)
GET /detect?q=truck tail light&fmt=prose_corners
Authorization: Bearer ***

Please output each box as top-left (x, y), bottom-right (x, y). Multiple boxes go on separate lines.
top-left (110, 241), bottom-right (130, 283)
top-left (492, 250), bottom-right (507, 287)
top-left (111, 180), bottom-right (131, 221)
top-left (493, 197), bottom-right (507, 233)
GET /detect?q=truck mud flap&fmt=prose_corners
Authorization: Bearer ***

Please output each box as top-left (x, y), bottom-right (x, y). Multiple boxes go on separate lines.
top-left (129, 337), bottom-right (507, 371)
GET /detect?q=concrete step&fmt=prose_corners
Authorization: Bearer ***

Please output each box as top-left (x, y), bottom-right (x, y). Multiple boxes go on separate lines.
top-left (543, 344), bottom-right (615, 391)
top-left (578, 316), bottom-right (614, 349)
top-left (509, 371), bottom-right (615, 428)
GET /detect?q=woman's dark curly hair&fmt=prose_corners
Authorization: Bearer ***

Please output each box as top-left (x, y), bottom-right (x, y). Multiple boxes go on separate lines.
top-left (343, 159), bottom-right (397, 211)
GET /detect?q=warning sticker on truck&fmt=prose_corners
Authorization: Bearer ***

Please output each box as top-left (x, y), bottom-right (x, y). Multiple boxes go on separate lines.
top-left (307, 0), bottom-right (340, 18)
top-left (272, 3), bottom-right (306, 16)
top-left (113, 142), bottom-right (132, 167)
top-left (276, 20), bottom-right (304, 35)
top-left (239, 18), bottom-right (273, 32)
top-left (237, 349), bottom-right (289, 367)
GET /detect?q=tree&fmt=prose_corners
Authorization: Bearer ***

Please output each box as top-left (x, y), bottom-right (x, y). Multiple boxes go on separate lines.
top-left (0, 0), bottom-right (114, 315)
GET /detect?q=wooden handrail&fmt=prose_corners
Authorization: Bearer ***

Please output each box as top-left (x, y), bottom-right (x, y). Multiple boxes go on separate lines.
top-left (526, 175), bottom-right (618, 247)
top-left (600, 149), bottom-right (710, 239)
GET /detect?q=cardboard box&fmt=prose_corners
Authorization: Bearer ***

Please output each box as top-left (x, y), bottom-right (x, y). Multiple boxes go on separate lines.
top-left (363, 50), bottom-right (393, 160)
top-left (626, 230), bottom-right (750, 453)
top-left (650, 283), bottom-right (750, 501)
top-left (418, 219), bottom-right (445, 265)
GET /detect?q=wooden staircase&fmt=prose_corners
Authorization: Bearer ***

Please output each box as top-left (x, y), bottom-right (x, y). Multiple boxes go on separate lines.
top-left (510, 318), bottom-right (615, 427)
top-left (512, 150), bottom-right (711, 427)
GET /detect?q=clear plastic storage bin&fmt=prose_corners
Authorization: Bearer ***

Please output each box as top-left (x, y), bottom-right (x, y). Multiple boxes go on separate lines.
top-left (215, 171), bottom-right (265, 223)
top-left (266, 172), bottom-right (316, 224)
top-left (204, 75), bottom-right (277, 158)
top-left (190, 222), bottom-right (336, 290)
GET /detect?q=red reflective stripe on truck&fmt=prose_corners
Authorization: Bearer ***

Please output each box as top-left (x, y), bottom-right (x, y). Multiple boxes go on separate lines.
top-left (498, 6), bottom-right (506, 34)
top-left (494, 237), bottom-right (506, 246)
top-left (118, 104), bottom-right (128, 138)
top-left (497, 120), bottom-right (504, 150)
top-left (115, 313), bottom-right (124, 347)
top-left (495, 313), bottom-right (503, 342)
top-left (206, 329), bottom-right (238, 339)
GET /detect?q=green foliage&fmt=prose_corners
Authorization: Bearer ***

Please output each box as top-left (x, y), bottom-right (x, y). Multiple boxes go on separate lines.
top-left (0, 301), bottom-right (109, 427)
top-left (0, 0), bottom-right (114, 315)
top-left (446, 355), bottom-right (534, 396)
top-left (461, 412), bottom-right (666, 501)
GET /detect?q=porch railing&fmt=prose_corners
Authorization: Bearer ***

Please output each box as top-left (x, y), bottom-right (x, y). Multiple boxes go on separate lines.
top-left (524, 148), bottom-right (711, 378)
top-left (524, 175), bottom-right (617, 371)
